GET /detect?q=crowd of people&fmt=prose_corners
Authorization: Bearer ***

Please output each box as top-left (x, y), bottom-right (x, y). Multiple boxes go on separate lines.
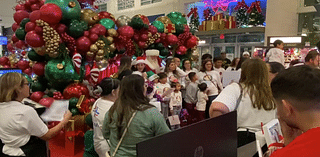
top-left (2, 43), bottom-right (320, 156)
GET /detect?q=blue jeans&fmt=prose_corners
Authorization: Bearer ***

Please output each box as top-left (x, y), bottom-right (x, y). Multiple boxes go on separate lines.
top-left (205, 95), bottom-right (218, 119)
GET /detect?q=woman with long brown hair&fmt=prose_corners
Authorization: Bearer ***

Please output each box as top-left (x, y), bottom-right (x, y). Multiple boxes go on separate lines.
top-left (209, 59), bottom-right (276, 147)
top-left (102, 75), bottom-right (170, 156)
top-left (164, 58), bottom-right (186, 84)
top-left (113, 56), bottom-right (133, 80)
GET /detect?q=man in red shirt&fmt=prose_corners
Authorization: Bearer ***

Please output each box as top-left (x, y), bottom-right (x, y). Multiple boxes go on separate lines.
top-left (270, 65), bottom-right (320, 157)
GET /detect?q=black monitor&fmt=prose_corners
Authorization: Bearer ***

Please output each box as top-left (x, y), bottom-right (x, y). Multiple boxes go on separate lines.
top-left (0, 68), bottom-right (22, 77)
top-left (137, 111), bottom-right (237, 157)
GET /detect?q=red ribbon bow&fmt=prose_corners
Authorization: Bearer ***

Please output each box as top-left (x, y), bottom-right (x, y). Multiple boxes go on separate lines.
top-left (187, 8), bottom-right (198, 18)
top-left (247, 1), bottom-right (262, 13)
top-left (234, 0), bottom-right (249, 10)
top-left (203, 8), bottom-right (212, 21)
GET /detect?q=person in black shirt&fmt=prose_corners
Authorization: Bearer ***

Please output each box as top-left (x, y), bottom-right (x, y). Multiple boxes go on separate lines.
top-left (221, 52), bottom-right (231, 69)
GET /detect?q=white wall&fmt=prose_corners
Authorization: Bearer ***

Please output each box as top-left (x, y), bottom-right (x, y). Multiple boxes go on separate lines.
top-left (265, 0), bottom-right (300, 45)
top-left (0, 0), bottom-right (16, 28)
top-left (99, 0), bottom-right (199, 18)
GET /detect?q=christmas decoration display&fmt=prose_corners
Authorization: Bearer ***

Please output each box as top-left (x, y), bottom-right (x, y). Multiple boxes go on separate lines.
top-left (5, 0), bottom-right (200, 156)
top-left (234, 0), bottom-right (249, 28)
top-left (201, 0), bottom-right (237, 12)
top-left (199, 12), bottom-right (236, 31)
top-left (247, 1), bottom-right (264, 27)
top-left (188, 8), bottom-right (200, 33)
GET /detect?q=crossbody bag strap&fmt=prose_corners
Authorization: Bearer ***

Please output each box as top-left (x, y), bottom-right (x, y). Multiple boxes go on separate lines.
top-left (235, 83), bottom-right (243, 111)
top-left (110, 111), bottom-right (137, 157)
top-left (205, 71), bottom-right (221, 91)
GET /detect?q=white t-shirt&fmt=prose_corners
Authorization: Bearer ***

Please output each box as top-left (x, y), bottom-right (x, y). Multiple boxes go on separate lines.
top-left (166, 67), bottom-right (187, 85)
top-left (214, 67), bottom-right (225, 76)
top-left (169, 91), bottom-right (182, 110)
top-left (198, 71), bottom-right (223, 96)
top-left (213, 83), bottom-right (276, 132)
top-left (0, 101), bottom-right (48, 156)
top-left (154, 83), bottom-right (171, 97)
top-left (266, 48), bottom-right (285, 65)
top-left (91, 98), bottom-right (114, 157)
top-left (196, 91), bottom-right (208, 111)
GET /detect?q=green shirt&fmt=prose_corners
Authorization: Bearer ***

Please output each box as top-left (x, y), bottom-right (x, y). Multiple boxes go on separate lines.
top-left (83, 130), bottom-right (99, 157)
top-left (102, 107), bottom-right (171, 157)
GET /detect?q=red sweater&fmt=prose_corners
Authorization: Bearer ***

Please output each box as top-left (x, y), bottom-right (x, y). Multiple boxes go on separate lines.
top-left (271, 127), bottom-right (320, 157)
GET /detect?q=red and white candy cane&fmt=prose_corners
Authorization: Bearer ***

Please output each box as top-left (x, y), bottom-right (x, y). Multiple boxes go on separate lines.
top-left (90, 68), bottom-right (100, 83)
top-left (72, 53), bottom-right (82, 74)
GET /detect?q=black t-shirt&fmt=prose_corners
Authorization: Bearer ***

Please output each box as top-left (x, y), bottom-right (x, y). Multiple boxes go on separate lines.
top-left (223, 58), bottom-right (232, 69)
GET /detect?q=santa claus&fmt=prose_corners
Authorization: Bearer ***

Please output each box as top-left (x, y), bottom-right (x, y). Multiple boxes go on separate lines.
top-left (144, 49), bottom-right (163, 74)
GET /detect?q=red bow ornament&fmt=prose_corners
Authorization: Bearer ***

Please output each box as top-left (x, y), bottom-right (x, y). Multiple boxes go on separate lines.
top-left (247, 1), bottom-right (262, 13)
top-left (234, 0), bottom-right (249, 10)
top-left (187, 8), bottom-right (198, 18)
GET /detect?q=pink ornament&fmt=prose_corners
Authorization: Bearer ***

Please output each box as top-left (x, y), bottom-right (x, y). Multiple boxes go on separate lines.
top-left (76, 36), bottom-right (91, 53)
top-left (39, 97), bottom-right (55, 108)
top-left (14, 10), bottom-right (29, 24)
top-left (25, 22), bottom-right (36, 32)
top-left (29, 10), bottom-right (41, 22)
top-left (118, 26), bottom-right (134, 38)
top-left (17, 60), bottom-right (30, 70)
top-left (40, 3), bottom-right (62, 25)
top-left (32, 62), bottom-right (45, 76)
top-left (25, 31), bottom-right (45, 47)
top-left (30, 91), bottom-right (45, 102)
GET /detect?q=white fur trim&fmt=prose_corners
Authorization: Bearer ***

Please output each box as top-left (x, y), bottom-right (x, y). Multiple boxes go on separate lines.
top-left (146, 49), bottom-right (160, 56)
top-left (149, 74), bottom-right (159, 81)
top-left (136, 60), bottom-right (146, 64)
top-left (242, 52), bottom-right (250, 56)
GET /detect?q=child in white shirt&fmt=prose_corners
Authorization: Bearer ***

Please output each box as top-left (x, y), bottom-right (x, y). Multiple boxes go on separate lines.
top-left (266, 40), bottom-right (285, 65)
top-left (196, 83), bottom-right (208, 121)
top-left (155, 72), bottom-right (171, 119)
top-left (169, 82), bottom-right (182, 130)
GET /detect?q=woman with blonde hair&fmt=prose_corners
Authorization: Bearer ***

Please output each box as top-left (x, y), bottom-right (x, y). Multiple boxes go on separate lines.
top-left (0, 73), bottom-right (72, 157)
top-left (209, 59), bottom-right (276, 147)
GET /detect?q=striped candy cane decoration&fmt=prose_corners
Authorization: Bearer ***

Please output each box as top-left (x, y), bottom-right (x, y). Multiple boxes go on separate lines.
top-left (72, 53), bottom-right (82, 74)
top-left (90, 68), bottom-right (100, 83)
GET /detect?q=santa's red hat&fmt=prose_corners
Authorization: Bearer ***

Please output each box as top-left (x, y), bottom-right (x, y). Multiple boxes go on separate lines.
top-left (132, 56), bottom-right (146, 65)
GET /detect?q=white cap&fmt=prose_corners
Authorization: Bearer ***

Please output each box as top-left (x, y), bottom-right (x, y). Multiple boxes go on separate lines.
top-left (242, 51), bottom-right (250, 56)
top-left (146, 49), bottom-right (160, 56)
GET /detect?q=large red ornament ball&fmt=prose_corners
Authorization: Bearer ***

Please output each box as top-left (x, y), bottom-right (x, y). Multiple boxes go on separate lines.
top-left (24, 0), bottom-right (32, 10)
top-left (118, 26), bottom-right (134, 38)
top-left (39, 97), bottom-right (55, 108)
top-left (176, 46), bottom-right (187, 55)
top-left (40, 3), bottom-right (62, 25)
top-left (7, 43), bottom-right (14, 52)
top-left (25, 22), bottom-right (36, 32)
top-left (15, 40), bottom-right (26, 49)
top-left (186, 36), bottom-right (198, 49)
top-left (148, 25), bottom-right (158, 35)
top-left (11, 34), bottom-right (19, 43)
top-left (32, 62), bottom-right (45, 76)
top-left (89, 27), bottom-right (100, 35)
top-left (166, 34), bottom-right (178, 45)
top-left (15, 4), bottom-right (26, 11)
top-left (0, 57), bottom-right (9, 66)
top-left (138, 41), bottom-right (147, 48)
top-left (139, 33), bottom-right (148, 42)
top-left (89, 34), bottom-right (99, 43)
top-left (94, 24), bottom-right (107, 36)
top-left (25, 31), bottom-right (45, 47)
top-left (56, 23), bottom-right (67, 34)
top-left (30, 91), bottom-right (45, 102)
top-left (14, 10), bottom-right (29, 24)
top-left (31, 3), bottom-right (40, 11)
top-left (17, 60), bottom-right (30, 70)
top-left (12, 23), bottom-right (19, 32)
top-left (76, 36), bottom-right (91, 53)
top-left (29, 10), bottom-right (41, 22)
top-left (63, 83), bottom-right (90, 99)
top-left (83, 31), bottom-right (90, 37)
top-left (23, 67), bottom-right (33, 75)
top-left (34, 26), bottom-right (43, 35)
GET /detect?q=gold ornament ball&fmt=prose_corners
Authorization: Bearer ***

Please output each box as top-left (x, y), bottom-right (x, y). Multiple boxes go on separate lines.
top-left (106, 36), bottom-right (114, 44)
top-left (109, 44), bottom-right (116, 52)
top-left (90, 44), bottom-right (99, 52)
top-left (87, 51), bottom-right (95, 57)
top-left (116, 15), bottom-right (131, 27)
top-left (97, 49), bottom-right (105, 56)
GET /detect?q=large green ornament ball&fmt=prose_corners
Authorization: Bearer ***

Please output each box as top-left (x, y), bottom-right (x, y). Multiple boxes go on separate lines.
top-left (31, 81), bottom-right (47, 92)
top-left (69, 97), bottom-right (79, 109)
top-left (20, 18), bottom-right (30, 28)
top-left (167, 12), bottom-right (187, 25)
top-left (69, 19), bottom-right (88, 38)
top-left (129, 16), bottom-right (148, 30)
top-left (70, 107), bottom-right (80, 116)
top-left (15, 28), bottom-right (26, 40)
top-left (160, 48), bottom-right (170, 57)
top-left (45, 0), bottom-right (81, 21)
top-left (28, 49), bottom-right (45, 61)
top-left (99, 18), bottom-right (115, 30)
top-left (152, 21), bottom-right (164, 33)
top-left (175, 24), bottom-right (185, 35)
top-left (45, 58), bottom-right (80, 84)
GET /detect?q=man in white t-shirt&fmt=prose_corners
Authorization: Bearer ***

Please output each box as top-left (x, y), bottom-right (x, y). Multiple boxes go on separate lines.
top-left (266, 40), bottom-right (285, 65)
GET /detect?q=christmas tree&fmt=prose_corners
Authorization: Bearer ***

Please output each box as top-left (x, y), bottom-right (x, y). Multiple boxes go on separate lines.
top-left (235, 7), bottom-right (248, 28)
top-left (189, 13), bottom-right (200, 32)
top-left (247, 1), bottom-right (265, 26)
